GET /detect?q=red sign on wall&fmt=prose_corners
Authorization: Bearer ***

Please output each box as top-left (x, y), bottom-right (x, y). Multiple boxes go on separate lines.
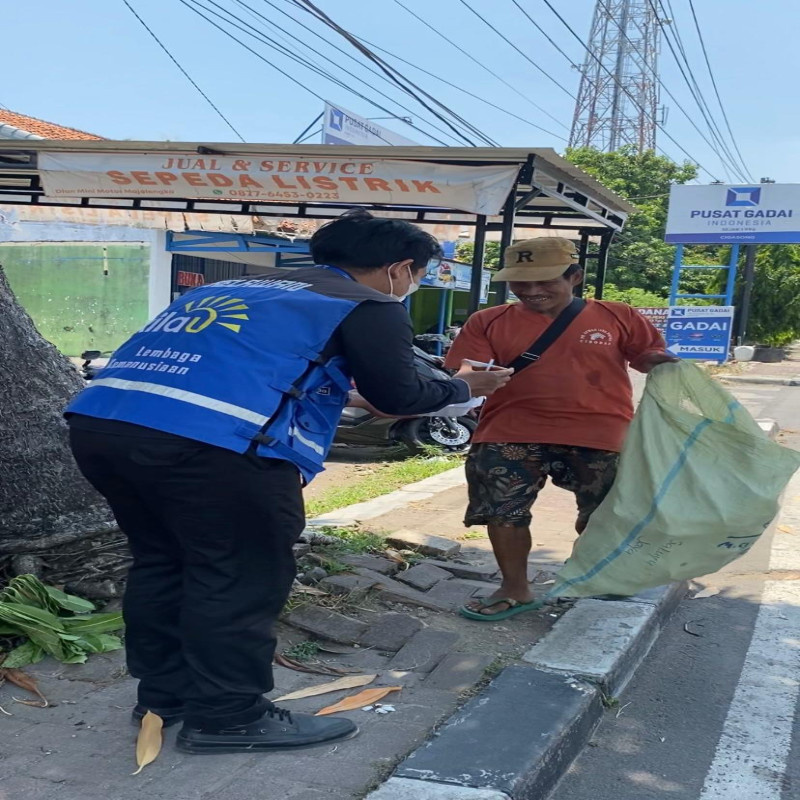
top-left (176, 270), bottom-right (205, 288)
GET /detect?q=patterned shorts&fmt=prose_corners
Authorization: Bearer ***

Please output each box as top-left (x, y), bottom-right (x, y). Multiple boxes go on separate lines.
top-left (465, 443), bottom-right (619, 531)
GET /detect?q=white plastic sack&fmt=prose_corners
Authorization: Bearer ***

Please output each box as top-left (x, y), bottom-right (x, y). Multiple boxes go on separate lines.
top-left (551, 361), bottom-right (800, 599)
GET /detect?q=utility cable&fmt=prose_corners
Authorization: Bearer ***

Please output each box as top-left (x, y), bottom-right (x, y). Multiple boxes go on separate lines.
top-left (235, 0), bottom-right (465, 145)
top-left (292, 0), bottom-right (498, 146)
top-left (122, 0), bottom-right (245, 141)
top-left (686, 0), bottom-right (753, 180)
top-left (458, 0), bottom-right (576, 99)
top-left (393, 0), bottom-right (569, 131)
top-left (540, 0), bottom-right (723, 181)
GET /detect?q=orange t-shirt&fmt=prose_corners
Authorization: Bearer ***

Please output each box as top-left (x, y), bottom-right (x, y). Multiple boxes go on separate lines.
top-left (445, 300), bottom-right (665, 452)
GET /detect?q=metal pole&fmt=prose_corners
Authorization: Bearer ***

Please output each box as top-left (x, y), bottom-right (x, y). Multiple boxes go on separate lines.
top-left (593, 232), bottom-right (612, 300)
top-left (493, 193), bottom-right (516, 306)
top-left (469, 215), bottom-right (487, 316)
top-left (575, 232), bottom-right (590, 298)
top-left (435, 288), bottom-right (448, 356)
top-left (669, 244), bottom-right (684, 305)
top-left (736, 244), bottom-right (757, 344)
top-left (293, 113), bottom-right (324, 144)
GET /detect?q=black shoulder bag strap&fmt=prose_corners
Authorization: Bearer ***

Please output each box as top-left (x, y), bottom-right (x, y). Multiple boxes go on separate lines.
top-left (504, 297), bottom-right (587, 375)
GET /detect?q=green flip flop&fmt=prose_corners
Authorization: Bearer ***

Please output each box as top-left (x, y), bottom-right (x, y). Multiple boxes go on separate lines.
top-left (459, 596), bottom-right (541, 622)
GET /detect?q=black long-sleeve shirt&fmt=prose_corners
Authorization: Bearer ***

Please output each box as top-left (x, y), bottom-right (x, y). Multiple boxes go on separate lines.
top-left (329, 300), bottom-right (469, 415)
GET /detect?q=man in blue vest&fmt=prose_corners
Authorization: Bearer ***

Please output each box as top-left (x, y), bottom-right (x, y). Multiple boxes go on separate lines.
top-left (66, 210), bottom-right (511, 755)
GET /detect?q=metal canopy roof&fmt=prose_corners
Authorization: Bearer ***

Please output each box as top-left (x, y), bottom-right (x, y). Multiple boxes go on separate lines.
top-left (0, 141), bottom-right (633, 234)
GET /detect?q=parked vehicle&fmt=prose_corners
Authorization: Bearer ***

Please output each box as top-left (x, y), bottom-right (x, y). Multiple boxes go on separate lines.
top-left (79, 350), bottom-right (106, 381)
top-left (334, 346), bottom-right (477, 454)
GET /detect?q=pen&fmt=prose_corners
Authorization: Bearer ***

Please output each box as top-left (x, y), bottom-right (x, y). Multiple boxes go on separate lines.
top-left (485, 359), bottom-right (495, 371)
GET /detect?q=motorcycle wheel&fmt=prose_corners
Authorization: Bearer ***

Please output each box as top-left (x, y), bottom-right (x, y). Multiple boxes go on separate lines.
top-left (396, 416), bottom-right (476, 455)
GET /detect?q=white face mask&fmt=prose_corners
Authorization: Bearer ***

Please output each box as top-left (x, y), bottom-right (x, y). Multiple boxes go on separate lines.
top-left (388, 265), bottom-right (419, 302)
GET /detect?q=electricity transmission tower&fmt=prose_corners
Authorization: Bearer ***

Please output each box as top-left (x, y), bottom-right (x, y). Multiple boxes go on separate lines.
top-left (569, 0), bottom-right (661, 153)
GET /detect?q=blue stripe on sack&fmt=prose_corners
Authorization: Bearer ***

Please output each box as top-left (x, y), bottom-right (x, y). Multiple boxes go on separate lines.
top-left (724, 400), bottom-right (741, 425)
top-left (547, 417), bottom-right (713, 598)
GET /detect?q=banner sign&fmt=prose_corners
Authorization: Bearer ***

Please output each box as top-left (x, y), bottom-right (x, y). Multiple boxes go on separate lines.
top-left (323, 102), bottom-right (417, 146)
top-left (635, 307), bottom-right (668, 336)
top-left (666, 183), bottom-right (800, 244)
top-left (38, 152), bottom-right (520, 216)
top-left (422, 259), bottom-right (490, 303)
top-left (665, 305), bottom-right (734, 362)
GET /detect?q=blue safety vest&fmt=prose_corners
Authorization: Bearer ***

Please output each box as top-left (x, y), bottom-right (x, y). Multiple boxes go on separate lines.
top-left (65, 266), bottom-right (395, 481)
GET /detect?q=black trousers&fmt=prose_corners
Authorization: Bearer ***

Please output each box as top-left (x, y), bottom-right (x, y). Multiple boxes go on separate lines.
top-left (69, 425), bottom-right (304, 729)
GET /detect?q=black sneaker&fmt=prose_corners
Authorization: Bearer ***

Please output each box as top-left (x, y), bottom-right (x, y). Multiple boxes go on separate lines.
top-left (175, 706), bottom-right (359, 754)
top-left (131, 704), bottom-right (185, 728)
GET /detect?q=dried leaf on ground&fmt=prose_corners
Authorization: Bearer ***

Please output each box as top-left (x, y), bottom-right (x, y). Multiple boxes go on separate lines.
top-left (1, 668), bottom-right (49, 707)
top-left (274, 674), bottom-right (376, 702)
top-left (293, 586), bottom-right (329, 596)
top-left (778, 525), bottom-right (795, 534)
top-left (133, 711), bottom-right (163, 775)
top-left (316, 686), bottom-right (401, 716)
top-left (274, 654), bottom-right (347, 676)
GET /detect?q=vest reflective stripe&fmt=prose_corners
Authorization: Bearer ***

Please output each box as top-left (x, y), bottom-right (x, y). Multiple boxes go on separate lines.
top-left (290, 426), bottom-right (326, 456)
top-left (87, 377), bottom-right (271, 426)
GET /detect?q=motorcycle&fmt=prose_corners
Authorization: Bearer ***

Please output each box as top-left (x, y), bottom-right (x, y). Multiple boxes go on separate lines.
top-left (79, 350), bottom-right (108, 381)
top-left (334, 346), bottom-right (478, 455)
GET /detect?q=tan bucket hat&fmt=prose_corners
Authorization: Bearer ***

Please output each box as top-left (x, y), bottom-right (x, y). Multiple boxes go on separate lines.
top-left (493, 237), bottom-right (579, 282)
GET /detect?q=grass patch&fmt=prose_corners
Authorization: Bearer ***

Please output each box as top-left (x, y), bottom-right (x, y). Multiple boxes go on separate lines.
top-left (459, 529), bottom-right (488, 541)
top-left (283, 641), bottom-right (320, 662)
top-left (306, 455), bottom-right (462, 517)
top-left (317, 526), bottom-right (387, 555)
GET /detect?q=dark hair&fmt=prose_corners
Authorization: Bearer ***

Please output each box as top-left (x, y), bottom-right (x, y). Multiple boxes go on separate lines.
top-left (310, 209), bottom-right (442, 271)
top-left (563, 263), bottom-right (582, 279)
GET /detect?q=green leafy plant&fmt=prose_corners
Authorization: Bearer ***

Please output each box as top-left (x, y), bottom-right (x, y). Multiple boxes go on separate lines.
top-left (283, 641), bottom-right (320, 662)
top-left (0, 575), bottom-right (124, 668)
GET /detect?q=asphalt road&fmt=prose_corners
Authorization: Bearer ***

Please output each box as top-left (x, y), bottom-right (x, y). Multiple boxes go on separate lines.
top-left (549, 381), bottom-right (800, 800)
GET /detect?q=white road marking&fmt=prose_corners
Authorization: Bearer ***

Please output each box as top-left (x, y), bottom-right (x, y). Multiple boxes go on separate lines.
top-left (699, 471), bottom-right (800, 800)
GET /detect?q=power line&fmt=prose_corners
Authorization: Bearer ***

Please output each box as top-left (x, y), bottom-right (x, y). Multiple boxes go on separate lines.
top-left (291, 0), bottom-right (499, 147)
top-left (182, 0), bottom-right (456, 146)
top-left (121, 0), bottom-right (245, 141)
top-left (458, 0), bottom-right (577, 99)
top-left (659, 0), bottom-right (749, 179)
top-left (236, 0), bottom-right (464, 145)
top-left (642, 0), bottom-right (749, 181)
top-left (593, 0), bottom-right (747, 181)
top-left (392, 0), bottom-right (569, 131)
top-left (361, 36), bottom-right (567, 141)
top-left (540, 0), bottom-right (723, 181)
top-left (686, 0), bottom-right (752, 180)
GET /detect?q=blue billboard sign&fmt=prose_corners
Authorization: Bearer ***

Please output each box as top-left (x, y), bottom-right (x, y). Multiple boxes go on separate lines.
top-left (665, 306), bottom-right (734, 362)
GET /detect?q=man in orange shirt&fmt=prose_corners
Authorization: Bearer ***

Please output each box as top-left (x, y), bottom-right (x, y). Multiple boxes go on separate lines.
top-left (445, 237), bottom-right (676, 621)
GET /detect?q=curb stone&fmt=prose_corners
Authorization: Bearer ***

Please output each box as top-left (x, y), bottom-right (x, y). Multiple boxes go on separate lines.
top-left (307, 465), bottom-right (465, 528)
top-left (721, 375), bottom-right (800, 387)
top-left (366, 581), bottom-right (686, 799)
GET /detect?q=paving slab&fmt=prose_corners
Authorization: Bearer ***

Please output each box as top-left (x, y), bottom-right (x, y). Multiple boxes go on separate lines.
top-left (422, 560), bottom-right (498, 581)
top-left (318, 573), bottom-right (378, 595)
top-left (389, 629), bottom-right (459, 674)
top-left (359, 612), bottom-right (424, 652)
top-left (396, 562), bottom-right (452, 591)
top-left (340, 553), bottom-right (400, 575)
top-left (386, 530), bottom-right (462, 558)
top-left (424, 653), bottom-right (495, 693)
top-left (285, 606), bottom-right (368, 644)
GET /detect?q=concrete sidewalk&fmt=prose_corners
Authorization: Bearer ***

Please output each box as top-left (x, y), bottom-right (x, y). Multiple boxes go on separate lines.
top-left (1, 372), bottom-right (788, 800)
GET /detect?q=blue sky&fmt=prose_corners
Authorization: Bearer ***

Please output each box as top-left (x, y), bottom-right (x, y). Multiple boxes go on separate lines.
top-left (3, 0), bottom-right (796, 182)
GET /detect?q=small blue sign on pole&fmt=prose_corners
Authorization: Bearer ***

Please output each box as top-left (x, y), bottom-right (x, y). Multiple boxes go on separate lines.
top-left (665, 306), bottom-right (735, 363)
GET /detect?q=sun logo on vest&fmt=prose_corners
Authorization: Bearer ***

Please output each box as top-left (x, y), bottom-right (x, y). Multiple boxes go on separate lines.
top-left (580, 328), bottom-right (613, 346)
top-left (141, 296), bottom-right (250, 335)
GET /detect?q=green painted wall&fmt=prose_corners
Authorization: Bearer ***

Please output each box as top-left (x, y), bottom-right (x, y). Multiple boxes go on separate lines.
top-left (0, 243), bottom-right (149, 357)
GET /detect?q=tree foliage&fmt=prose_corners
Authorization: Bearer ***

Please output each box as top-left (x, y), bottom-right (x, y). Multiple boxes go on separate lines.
top-left (565, 146), bottom-right (698, 295)
top-left (741, 245), bottom-right (800, 346)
